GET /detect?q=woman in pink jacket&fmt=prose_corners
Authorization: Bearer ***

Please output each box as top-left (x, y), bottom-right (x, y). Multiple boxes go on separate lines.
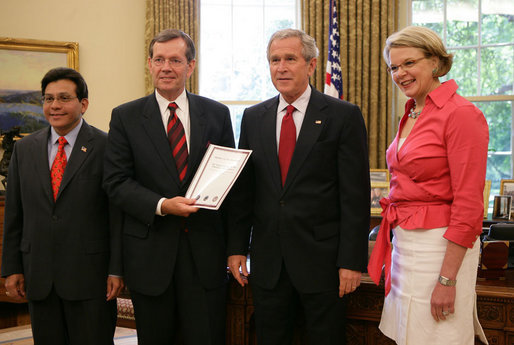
top-left (368, 26), bottom-right (489, 344)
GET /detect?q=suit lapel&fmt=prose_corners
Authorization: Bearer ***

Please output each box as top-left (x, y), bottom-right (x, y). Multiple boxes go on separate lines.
top-left (282, 88), bottom-right (327, 192)
top-left (57, 121), bottom-right (93, 200)
top-left (141, 95), bottom-right (181, 184)
top-left (260, 97), bottom-right (282, 193)
top-left (34, 128), bottom-right (54, 202)
top-left (186, 93), bottom-right (206, 184)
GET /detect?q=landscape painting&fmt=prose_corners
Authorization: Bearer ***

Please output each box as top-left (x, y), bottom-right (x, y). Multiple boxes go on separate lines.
top-left (0, 38), bottom-right (79, 134)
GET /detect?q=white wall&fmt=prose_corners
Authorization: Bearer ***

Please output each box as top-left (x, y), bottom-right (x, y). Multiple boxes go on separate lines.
top-left (0, 0), bottom-right (146, 132)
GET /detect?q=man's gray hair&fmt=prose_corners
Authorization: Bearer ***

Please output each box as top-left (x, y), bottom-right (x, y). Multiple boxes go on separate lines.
top-left (267, 29), bottom-right (319, 62)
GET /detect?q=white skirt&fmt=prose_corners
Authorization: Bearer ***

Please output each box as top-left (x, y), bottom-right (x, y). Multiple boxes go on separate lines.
top-left (378, 226), bottom-right (488, 345)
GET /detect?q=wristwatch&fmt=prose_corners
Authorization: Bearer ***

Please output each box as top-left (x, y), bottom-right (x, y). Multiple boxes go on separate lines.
top-left (438, 275), bottom-right (457, 286)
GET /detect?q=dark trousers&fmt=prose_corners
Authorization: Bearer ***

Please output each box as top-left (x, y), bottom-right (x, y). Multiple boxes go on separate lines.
top-left (28, 287), bottom-right (117, 345)
top-left (251, 264), bottom-right (347, 345)
top-left (130, 232), bottom-right (226, 345)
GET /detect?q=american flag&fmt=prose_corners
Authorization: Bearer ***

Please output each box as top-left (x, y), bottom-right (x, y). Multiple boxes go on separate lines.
top-left (324, 0), bottom-right (343, 99)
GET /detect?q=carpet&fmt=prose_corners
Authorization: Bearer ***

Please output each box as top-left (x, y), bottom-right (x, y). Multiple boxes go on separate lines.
top-left (0, 325), bottom-right (137, 345)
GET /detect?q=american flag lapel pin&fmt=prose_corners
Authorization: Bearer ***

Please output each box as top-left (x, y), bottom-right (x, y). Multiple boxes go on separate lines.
top-left (81, 146), bottom-right (87, 152)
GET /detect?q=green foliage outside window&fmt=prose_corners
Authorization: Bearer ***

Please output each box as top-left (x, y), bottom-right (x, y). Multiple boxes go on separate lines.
top-left (412, 0), bottom-right (514, 213)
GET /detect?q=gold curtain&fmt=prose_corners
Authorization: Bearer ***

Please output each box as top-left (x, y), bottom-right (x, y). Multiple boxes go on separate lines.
top-left (301, 0), bottom-right (395, 168)
top-left (145, 0), bottom-right (200, 95)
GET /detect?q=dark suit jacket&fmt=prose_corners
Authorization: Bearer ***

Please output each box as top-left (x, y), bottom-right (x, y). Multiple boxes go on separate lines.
top-left (1, 121), bottom-right (122, 301)
top-left (103, 92), bottom-right (235, 296)
top-left (227, 87), bottom-right (370, 294)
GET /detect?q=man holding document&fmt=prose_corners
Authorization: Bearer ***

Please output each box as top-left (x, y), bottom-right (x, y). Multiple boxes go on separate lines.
top-left (103, 29), bottom-right (234, 345)
top-left (227, 29), bottom-right (370, 345)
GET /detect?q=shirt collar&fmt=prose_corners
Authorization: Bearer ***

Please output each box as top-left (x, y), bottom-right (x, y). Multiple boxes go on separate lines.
top-left (278, 84), bottom-right (312, 113)
top-left (155, 89), bottom-right (188, 114)
top-left (427, 79), bottom-right (458, 109)
top-left (50, 118), bottom-right (83, 147)
top-left (406, 79), bottom-right (459, 112)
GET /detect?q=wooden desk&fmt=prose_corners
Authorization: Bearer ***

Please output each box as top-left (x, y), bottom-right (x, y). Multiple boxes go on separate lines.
top-left (227, 272), bottom-right (514, 345)
top-left (2, 206), bottom-right (513, 343)
top-left (474, 270), bottom-right (514, 345)
top-left (346, 274), bottom-right (514, 345)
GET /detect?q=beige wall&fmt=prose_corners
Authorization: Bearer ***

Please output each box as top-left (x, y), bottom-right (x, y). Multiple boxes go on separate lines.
top-left (0, 0), bottom-right (146, 132)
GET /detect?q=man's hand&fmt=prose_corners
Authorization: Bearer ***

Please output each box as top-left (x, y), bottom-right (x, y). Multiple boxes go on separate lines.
top-left (5, 274), bottom-right (26, 300)
top-left (106, 276), bottom-right (125, 301)
top-left (338, 269), bottom-right (361, 297)
top-left (161, 197), bottom-right (199, 217)
top-left (227, 255), bottom-right (249, 287)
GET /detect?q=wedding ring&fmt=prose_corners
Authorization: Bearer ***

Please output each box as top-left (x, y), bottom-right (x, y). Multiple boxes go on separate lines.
top-left (442, 310), bottom-right (449, 316)
top-left (5, 291), bottom-right (10, 296)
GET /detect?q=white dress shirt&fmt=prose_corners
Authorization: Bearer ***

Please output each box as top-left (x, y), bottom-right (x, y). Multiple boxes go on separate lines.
top-left (276, 85), bottom-right (312, 152)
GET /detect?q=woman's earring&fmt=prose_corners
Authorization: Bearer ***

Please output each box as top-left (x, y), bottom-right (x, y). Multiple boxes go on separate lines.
top-left (432, 68), bottom-right (438, 77)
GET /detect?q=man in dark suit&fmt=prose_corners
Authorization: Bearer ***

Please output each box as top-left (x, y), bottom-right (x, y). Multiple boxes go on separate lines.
top-left (227, 29), bottom-right (370, 345)
top-left (103, 29), bottom-right (234, 345)
top-left (1, 67), bottom-right (124, 345)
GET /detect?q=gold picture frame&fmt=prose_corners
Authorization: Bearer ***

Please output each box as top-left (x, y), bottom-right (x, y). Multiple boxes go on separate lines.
top-left (371, 181), bottom-right (389, 216)
top-left (500, 179), bottom-right (514, 195)
top-left (0, 37), bottom-right (79, 69)
top-left (370, 169), bottom-right (390, 183)
top-left (483, 180), bottom-right (491, 218)
top-left (493, 195), bottom-right (512, 220)
top-left (500, 179), bottom-right (514, 218)
top-left (0, 37), bottom-right (79, 134)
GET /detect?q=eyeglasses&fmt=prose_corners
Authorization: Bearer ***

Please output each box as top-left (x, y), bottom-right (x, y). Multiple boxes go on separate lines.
top-left (41, 95), bottom-right (78, 104)
top-left (387, 57), bottom-right (426, 74)
top-left (151, 57), bottom-right (186, 67)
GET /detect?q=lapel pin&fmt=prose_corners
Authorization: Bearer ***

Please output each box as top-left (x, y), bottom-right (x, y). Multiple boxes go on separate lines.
top-left (315, 120), bottom-right (322, 125)
top-left (81, 146), bottom-right (87, 152)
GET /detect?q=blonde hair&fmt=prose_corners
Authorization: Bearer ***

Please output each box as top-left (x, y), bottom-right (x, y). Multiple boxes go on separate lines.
top-left (383, 26), bottom-right (453, 77)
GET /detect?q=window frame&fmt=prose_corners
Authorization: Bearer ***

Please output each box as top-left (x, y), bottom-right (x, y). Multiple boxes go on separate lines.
top-left (198, 0), bottom-right (301, 141)
top-left (404, 0), bottom-right (514, 212)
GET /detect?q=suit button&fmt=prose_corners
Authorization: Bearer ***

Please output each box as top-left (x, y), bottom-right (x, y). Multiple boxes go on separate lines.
top-left (280, 200), bottom-right (285, 206)
top-left (52, 215), bottom-right (58, 221)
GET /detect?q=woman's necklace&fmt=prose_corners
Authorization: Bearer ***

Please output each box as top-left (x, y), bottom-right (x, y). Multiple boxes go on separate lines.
top-left (408, 102), bottom-right (422, 119)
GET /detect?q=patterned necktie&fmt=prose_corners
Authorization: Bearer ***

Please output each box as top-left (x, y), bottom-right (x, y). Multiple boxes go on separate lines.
top-left (278, 105), bottom-right (296, 186)
top-left (167, 102), bottom-right (188, 181)
top-left (51, 136), bottom-right (68, 200)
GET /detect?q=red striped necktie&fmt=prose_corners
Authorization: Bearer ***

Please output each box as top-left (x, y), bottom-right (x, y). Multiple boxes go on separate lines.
top-left (50, 136), bottom-right (68, 200)
top-left (278, 105), bottom-right (296, 186)
top-left (167, 102), bottom-right (188, 181)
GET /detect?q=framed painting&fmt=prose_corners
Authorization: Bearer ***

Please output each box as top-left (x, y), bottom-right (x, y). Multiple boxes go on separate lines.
top-left (0, 37), bottom-right (79, 134)
top-left (500, 179), bottom-right (514, 218)
top-left (493, 195), bottom-right (512, 220)
top-left (371, 182), bottom-right (389, 216)
top-left (370, 169), bottom-right (389, 183)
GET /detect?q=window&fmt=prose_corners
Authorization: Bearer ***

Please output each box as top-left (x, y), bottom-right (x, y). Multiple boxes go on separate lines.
top-left (200, 0), bottom-right (298, 140)
top-left (411, 0), bottom-right (514, 211)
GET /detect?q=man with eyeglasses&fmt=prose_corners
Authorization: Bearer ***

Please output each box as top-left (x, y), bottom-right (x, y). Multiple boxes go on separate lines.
top-left (103, 29), bottom-right (234, 345)
top-left (1, 67), bottom-right (124, 345)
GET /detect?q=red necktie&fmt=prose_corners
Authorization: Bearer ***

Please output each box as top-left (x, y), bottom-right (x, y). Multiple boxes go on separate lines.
top-left (51, 136), bottom-right (68, 200)
top-left (167, 102), bottom-right (188, 181)
top-left (278, 105), bottom-right (296, 186)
